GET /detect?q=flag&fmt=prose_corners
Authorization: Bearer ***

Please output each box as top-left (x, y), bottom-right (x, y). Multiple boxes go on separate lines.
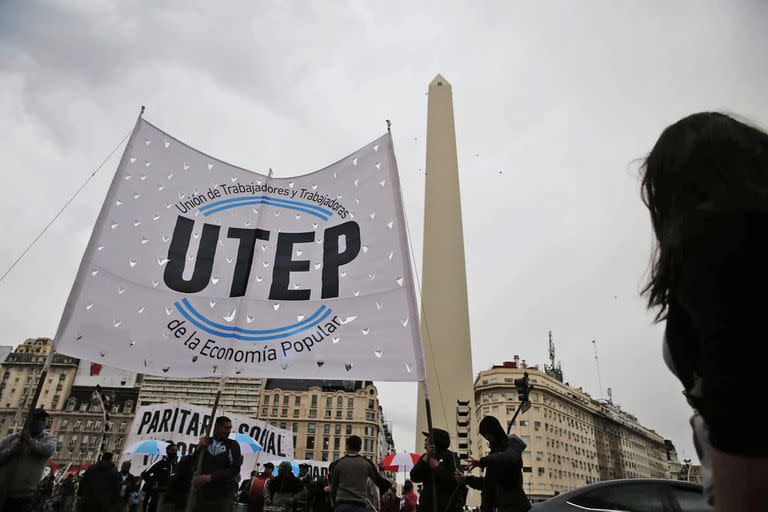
top-left (55, 118), bottom-right (424, 381)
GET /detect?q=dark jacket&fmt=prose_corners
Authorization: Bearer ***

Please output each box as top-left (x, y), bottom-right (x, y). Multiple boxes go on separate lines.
top-left (167, 453), bottom-right (196, 508)
top-left (466, 436), bottom-right (530, 512)
top-left (118, 471), bottom-right (139, 502)
top-left (142, 457), bottom-right (178, 495)
top-left (197, 437), bottom-right (243, 500)
top-left (77, 460), bottom-right (121, 511)
top-left (410, 449), bottom-right (460, 512)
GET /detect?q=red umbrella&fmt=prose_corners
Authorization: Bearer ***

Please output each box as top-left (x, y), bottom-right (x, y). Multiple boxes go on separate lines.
top-left (382, 452), bottom-right (420, 473)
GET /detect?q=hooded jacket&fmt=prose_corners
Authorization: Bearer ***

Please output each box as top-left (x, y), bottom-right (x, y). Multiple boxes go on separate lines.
top-left (467, 418), bottom-right (530, 512)
top-left (0, 429), bottom-right (56, 498)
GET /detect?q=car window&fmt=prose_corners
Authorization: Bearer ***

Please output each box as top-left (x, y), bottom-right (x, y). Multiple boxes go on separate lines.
top-left (568, 483), bottom-right (665, 512)
top-left (669, 485), bottom-right (711, 512)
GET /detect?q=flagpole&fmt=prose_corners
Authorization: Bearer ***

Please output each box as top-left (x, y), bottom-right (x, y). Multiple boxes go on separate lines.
top-left (185, 375), bottom-right (227, 512)
top-left (421, 381), bottom-right (439, 512)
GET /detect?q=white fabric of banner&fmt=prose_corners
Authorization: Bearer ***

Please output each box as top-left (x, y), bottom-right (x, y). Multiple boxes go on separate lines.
top-left (55, 119), bottom-right (424, 381)
top-left (120, 401), bottom-right (294, 480)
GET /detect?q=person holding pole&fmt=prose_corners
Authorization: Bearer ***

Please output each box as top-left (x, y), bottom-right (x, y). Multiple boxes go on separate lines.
top-left (410, 428), bottom-right (462, 512)
top-left (455, 416), bottom-right (530, 512)
top-left (0, 408), bottom-right (56, 512)
top-left (190, 416), bottom-right (242, 512)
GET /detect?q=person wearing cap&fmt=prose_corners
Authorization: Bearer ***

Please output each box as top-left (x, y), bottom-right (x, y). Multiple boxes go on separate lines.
top-left (0, 408), bottom-right (57, 511)
top-left (455, 416), bottom-right (530, 512)
top-left (410, 428), bottom-right (463, 512)
top-left (141, 441), bottom-right (179, 512)
top-left (248, 462), bottom-right (274, 512)
top-left (265, 461), bottom-right (306, 511)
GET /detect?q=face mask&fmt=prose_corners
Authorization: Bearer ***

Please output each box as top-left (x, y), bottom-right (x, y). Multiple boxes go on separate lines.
top-left (29, 420), bottom-right (45, 437)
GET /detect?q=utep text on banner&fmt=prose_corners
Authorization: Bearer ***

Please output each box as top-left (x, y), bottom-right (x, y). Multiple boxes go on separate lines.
top-left (54, 118), bottom-right (424, 380)
top-left (121, 401), bottom-right (294, 479)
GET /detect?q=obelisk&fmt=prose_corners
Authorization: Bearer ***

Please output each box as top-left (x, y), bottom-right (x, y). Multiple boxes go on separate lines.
top-left (416, 75), bottom-right (475, 461)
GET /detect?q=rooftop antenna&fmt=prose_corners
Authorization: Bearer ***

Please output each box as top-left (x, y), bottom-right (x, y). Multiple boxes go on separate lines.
top-left (607, 387), bottom-right (613, 404)
top-left (548, 331), bottom-right (556, 368)
top-left (592, 339), bottom-right (604, 398)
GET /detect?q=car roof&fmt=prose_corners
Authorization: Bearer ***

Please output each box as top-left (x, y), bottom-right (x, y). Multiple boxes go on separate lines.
top-left (544, 479), bottom-right (703, 504)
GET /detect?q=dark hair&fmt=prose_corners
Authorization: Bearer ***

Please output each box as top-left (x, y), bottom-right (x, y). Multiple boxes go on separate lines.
top-left (215, 416), bottom-right (232, 426)
top-left (101, 452), bottom-right (114, 462)
top-left (403, 480), bottom-right (413, 493)
top-left (264, 462), bottom-right (274, 469)
top-left (641, 112), bottom-right (768, 319)
top-left (251, 470), bottom-right (258, 477)
top-left (346, 435), bottom-right (362, 451)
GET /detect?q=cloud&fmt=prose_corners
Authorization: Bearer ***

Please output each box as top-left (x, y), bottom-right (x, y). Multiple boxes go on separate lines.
top-left (1, 0), bottom-right (767, 463)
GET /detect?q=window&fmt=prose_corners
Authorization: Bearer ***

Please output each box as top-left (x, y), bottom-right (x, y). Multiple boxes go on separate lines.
top-left (79, 402), bottom-right (87, 412)
top-left (337, 396), bottom-right (343, 408)
top-left (311, 395), bottom-right (318, 407)
top-left (274, 394), bottom-right (280, 405)
top-left (336, 411), bottom-right (342, 419)
top-left (505, 392), bottom-right (515, 400)
top-left (538, 467), bottom-right (545, 476)
top-left (310, 409), bottom-right (317, 418)
top-left (324, 424), bottom-right (331, 435)
top-left (365, 426), bottom-right (374, 437)
top-left (264, 395), bottom-right (269, 405)
top-left (323, 437), bottom-right (330, 450)
top-left (536, 452), bottom-right (543, 461)
top-left (124, 400), bottom-right (133, 414)
top-left (294, 396), bottom-right (301, 406)
top-left (364, 439), bottom-right (373, 452)
top-left (61, 419), bottom-right (69, 430)
top-left (348, 411), bottom-right (354, 419)
top-left (306, 436), bottom-right (315, 449)
top-left (119, 421), bottom-right (127, 432)
top-left (281, 408), bottom-right (287, 417)
top-left (569, 483), bottom-right (665, 512)
top-left (86, 421), bottom-right (93, 430)
top-left (294, 409), bottom-right (300, 418)
top-left (521, 420), bottom-right (529, 427)
top-left (346, 425), bottom-right (352, 435)
top-left (262, 407), bottom-right (268, 416)
top-left (535, 421), bottom-right (541, 431)
top-left (506, 406), bottom-right (515, 415)
top-left (326, 397), bottom-right (333, 407)
top-left (368, 399), bottom-right (374, 409)
top-left (325, 410), bottom-right (331, 418)
top-left (308, 423), bottom-right (316, 434)
top-left (306, 452), bottom-right (314, 459)
top-left (293, 423), bottom-right (299, 432)
top-left (283, 395), bottom-right (289, 406)
top-left (322, 452), bottom-right (328, 461)
top-left (334, 424), bottom-right (341, 435)
top-left (272, 408), bottom-right (278, 416)
top-left (334, 437), bottom-right (340, 450)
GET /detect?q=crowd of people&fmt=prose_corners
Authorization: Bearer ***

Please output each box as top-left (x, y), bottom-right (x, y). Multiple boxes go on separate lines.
top-left (0, 411), bottom-right (532, 512)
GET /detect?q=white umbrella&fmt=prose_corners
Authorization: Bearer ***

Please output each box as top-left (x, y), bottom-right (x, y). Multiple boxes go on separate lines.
top-left (122, 439), bottom-right (169, 456)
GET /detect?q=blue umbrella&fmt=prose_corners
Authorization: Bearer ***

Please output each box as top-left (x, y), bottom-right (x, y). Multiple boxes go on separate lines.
top-left (229, 433), bottom-right (263, 454)
top-left (269, 460), bottom-right (299, 477)
top-left (122, 439), bottom-right (169, 456)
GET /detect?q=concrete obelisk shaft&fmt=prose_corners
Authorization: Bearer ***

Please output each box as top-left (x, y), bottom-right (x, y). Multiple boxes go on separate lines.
top-left (416, 75), bottom-right (475, 461)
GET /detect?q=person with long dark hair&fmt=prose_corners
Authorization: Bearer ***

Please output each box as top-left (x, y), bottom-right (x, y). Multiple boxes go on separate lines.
top-left (641, 112), bottom-right (768, 511)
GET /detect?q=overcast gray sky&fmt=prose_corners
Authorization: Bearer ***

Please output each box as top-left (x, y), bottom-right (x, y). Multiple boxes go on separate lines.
top-left (2, 0), bottom-right (767, 463)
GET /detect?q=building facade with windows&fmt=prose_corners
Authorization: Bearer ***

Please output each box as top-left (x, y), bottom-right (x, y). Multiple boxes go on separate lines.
top-left (137, 376), bottom-right (266, 416)
top-left (261, 379), bottom-right (387, 462)
top-left (474, 358), bottom-right (669, 501)
top-left (48, 384), bottom-right (141, 465)
top-left (0, 338), bottom-right (80, 437)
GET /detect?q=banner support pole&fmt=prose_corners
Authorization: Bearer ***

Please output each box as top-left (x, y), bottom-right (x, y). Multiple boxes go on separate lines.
top-left (421, 380), bottom-right (439, 512)
top-left (185, 375), bottom-right (226, 512)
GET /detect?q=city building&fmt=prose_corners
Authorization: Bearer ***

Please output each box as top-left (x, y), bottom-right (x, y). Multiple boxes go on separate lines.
top-left (261, 379), bottom-right (387, 461)
top-left (474, 357), bottom-right (669, 501)
top-left (664, 439), bottom-right (684, 481)
top-left (0, 338), bottom-right (79, 437)
top-left (415, 75), bottom-right (476, 462)
top-left (378, 408), bottom-right (395, 460)
top-left (137, 376), bottom-right (266, 416)
top-left (0, 346), bottom-right (12, 366)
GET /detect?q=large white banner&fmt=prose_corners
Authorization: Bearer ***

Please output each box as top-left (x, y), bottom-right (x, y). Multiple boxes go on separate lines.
top-left (55, 119), bottom-right (423, 380)
top-left (121, 401), bottom-right (294, 479)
